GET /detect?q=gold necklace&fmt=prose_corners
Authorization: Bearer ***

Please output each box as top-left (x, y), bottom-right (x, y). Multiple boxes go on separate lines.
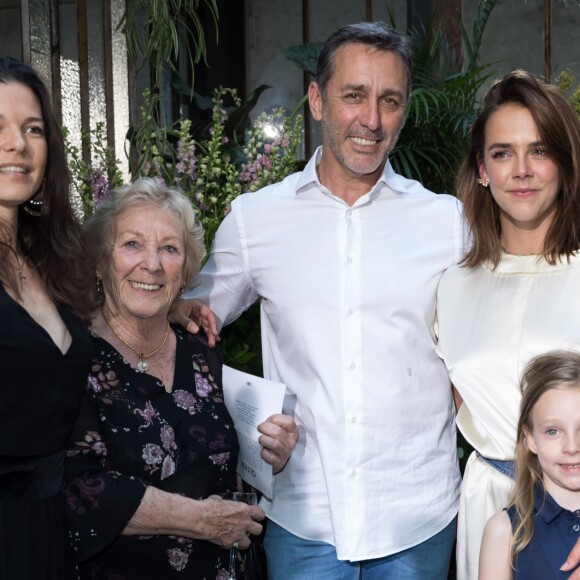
top-left (499, 237), bottom-right (538, 257)
top-left (101, 309), bottom-right (170, 373)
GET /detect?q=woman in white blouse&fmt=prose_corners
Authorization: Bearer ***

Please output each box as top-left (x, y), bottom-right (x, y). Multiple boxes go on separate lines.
top-left (436, 70), bottom-right (580, 580)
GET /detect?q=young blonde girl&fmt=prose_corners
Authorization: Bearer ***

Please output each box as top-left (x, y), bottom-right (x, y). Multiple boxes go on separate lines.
top-left (480, 351), bottom-right (580, 579)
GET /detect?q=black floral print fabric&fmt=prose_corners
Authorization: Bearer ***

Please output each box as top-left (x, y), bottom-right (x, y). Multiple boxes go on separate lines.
top-left (64, 326), bottom-right (239, 579)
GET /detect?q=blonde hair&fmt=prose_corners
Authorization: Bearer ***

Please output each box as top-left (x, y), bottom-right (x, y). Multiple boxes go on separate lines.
top-left (510, 350), bottom-right (580, 563)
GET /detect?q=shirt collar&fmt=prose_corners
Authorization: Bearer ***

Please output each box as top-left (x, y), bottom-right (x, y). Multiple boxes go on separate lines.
top-left (534, 487), bottom-right (578, 525)
top-left (535, 488), bottom-right (561, 524)
top-left (486, 251), bottom-right (580, 275)
top-left (295, 146), bottom-right (410, 198)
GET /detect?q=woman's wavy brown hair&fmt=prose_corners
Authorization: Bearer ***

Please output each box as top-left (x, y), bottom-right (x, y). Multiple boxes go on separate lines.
top-left (458, 70), bottom-right (580, 268)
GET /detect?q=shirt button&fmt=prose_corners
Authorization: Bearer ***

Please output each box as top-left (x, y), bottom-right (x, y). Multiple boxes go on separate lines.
top-left (347, 256), bottom-right (353, 264)
top-left (350, 362), bottom-right (356, 369)
top-left (346, 210), bottom-right (352, 218)
top-left (351, 469), bottom-right (357, 477)
top-left (574, 524), bottom-right (580, 532)
top-left (347, 308), bottom-right (354, 316)
top-left (351, 416), bottom-right (358, 423)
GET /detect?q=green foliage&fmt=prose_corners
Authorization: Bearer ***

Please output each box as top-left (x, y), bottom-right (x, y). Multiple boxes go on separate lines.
top-left (280, 43), bottom-right (320, 76)
top-left (389, 1), bottom-right (496, 194)
top-left (128, 87), bottom-right (303, 253)
top-left (119, 0), bottom-right (219, 90)
top-left (390, 25), bottom-right (491, 194)
top-left (556, 69), bottom-right (580, 118)
top-left (172, 78), bottom-right (273, 142)
top-left (462, 0), bottom-right (498, 73)
top-left (220, 303), bottom-right (262, 373)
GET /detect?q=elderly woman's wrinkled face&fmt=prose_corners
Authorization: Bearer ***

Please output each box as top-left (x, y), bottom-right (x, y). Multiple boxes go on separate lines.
top-left (108, 206), bottom-right (185, 321)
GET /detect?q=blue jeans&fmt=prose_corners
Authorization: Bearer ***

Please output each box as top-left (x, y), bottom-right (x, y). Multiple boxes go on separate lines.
top-left (264, 517), bottom-right (457, 580)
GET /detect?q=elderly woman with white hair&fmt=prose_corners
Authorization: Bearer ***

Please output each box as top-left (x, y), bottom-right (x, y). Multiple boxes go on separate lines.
top-left (64, 178), bottom-right (297, 579)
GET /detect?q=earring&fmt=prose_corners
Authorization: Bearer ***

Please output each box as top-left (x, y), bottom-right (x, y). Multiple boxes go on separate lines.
top-left (22, 198), bottom-right (43, 217)
top-left (96, 274), bottom-right (102, 294)
top-left (478, 178), bottom-right (490, 188)
top-left (21, 179), bottom-right (45, 217)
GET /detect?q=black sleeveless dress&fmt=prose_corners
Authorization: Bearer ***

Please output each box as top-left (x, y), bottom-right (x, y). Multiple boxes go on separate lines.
top-left (0, 285), bottom-right (92, 579)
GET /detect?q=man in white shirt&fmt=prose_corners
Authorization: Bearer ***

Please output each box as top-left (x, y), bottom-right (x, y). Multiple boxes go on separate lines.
top-left (184, 22), bottom-right (465, 579)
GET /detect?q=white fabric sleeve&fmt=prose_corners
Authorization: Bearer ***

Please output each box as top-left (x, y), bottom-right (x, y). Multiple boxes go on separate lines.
top-left (183, 200), bottom-right (258, 331)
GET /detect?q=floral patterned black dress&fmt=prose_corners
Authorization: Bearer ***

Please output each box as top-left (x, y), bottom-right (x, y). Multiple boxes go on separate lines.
top-left (64, 325), bottom-right (239, 579)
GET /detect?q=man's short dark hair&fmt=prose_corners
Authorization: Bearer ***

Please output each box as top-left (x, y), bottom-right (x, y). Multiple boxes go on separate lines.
top-left (315, 22), bottom-right (413, 99)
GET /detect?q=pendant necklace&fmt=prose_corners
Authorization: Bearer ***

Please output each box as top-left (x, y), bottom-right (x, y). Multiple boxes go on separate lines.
top-left (101, 308), bottom-right (170, 373)
top-left (15, 256), bottom-right (27, 288)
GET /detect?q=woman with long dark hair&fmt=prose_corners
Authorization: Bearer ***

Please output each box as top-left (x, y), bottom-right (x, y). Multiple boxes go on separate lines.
top-left (0, 56), bottom-right (92, 578)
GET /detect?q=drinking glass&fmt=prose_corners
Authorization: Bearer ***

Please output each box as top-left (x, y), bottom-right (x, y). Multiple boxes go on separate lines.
top-left (221, 491), bottom-right (257, 580)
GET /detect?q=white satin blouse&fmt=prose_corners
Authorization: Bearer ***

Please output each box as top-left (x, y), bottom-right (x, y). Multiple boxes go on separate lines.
top-left (436, 252), bottom-right (580, 579)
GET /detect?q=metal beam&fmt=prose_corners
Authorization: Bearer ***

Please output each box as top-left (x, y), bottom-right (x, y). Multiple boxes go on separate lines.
top-left (20, 0), bottom-right (31, 64)
top-left (77, 0), bottom-right (91, 163)
top-left (302, 0), bottom-right (311, 158)
top-left (50, 0), bottom-right (62, 123)
top-left (544, 0), bottom-right (552, 82)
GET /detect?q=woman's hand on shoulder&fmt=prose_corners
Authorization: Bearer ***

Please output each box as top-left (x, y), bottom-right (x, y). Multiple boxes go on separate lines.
top-left (169, 299), bottom-right (220, 347)
top-left (200, 495), bottom-right (265, 550)
top-left (258, 414), bottom-right (299, 474)
top-left (479, 510), bottom-right (512, 580)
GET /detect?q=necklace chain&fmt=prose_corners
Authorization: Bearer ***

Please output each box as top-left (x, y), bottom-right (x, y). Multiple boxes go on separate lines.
top-left (101, 309), bottom-right (170, 373)
top-left (499, 237), bottom-right (537, 257)
top-left (15, 255), bottom-right (27, 289)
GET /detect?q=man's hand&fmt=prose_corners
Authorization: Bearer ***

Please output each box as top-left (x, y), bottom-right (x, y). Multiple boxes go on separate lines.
top-left (169, 299), bottom-right (220, 347)
top-left (258, 414), bottom-right (299, 474)
top-left (562, 536), bottom-right (580, 577)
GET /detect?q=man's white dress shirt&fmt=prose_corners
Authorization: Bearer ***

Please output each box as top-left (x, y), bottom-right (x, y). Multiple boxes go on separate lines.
top-left (185, 148), bottom-right (465, 561)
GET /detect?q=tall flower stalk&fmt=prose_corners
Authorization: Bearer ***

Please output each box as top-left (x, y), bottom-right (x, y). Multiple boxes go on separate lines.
top-left (66, 123), bottom-right (124, 218)
top-left (131, 87), bottom-right (302, 250)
